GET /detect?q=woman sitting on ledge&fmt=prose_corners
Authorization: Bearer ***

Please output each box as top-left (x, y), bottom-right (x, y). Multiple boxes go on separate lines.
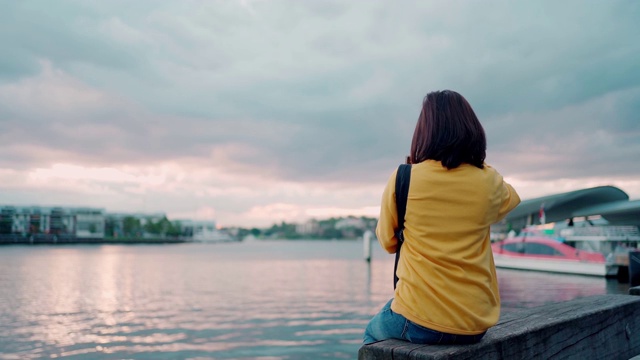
top-left (364, 90), bottom-right (520, 345)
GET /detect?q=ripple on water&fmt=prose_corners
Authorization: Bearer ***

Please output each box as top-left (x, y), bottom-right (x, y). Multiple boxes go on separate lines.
top-left (0, 241), bottom-right (630, 359)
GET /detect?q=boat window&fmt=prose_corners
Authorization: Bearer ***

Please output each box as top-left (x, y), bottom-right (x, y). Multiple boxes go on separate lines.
top-left (523, 243), bottom-right (563, 256)
top-left (502, 243), bottom-right (524, 253)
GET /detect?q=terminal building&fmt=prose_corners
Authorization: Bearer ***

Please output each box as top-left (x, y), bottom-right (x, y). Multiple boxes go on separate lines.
top-left (497, 185), bottom-right (640, 237)
top-left (504, 186), bottom-right (640, 228)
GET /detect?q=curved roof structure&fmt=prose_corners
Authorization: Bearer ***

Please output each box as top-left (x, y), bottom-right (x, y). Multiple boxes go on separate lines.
top-left (572, 199), bottom-right (640, 225)
top-left (504, 186), bottom-right (640, 228)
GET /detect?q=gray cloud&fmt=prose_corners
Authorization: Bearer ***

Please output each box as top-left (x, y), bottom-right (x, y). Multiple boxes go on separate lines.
top-left (1, 0), bottom-right (640, 225)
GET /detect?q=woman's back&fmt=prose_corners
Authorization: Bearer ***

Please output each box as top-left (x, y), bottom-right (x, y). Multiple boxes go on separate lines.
top-left (377, 160), bottom-right (519, 335)
top-left (364, 90), bottom-right (520, 345)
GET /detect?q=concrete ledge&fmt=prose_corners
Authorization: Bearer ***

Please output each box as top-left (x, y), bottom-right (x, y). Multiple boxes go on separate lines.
top-left (359, 294), bottom-right (640, 360)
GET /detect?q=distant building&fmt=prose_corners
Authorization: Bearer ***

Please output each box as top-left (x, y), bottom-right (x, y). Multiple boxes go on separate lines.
top-left (0, 205), bottom-right (105, 239)
top-left (335, 217), bottom-right (366, 230)
top-left (296, 219), bottom-right (319, 235)
top-left (105, 212), bottom-right (167, 237)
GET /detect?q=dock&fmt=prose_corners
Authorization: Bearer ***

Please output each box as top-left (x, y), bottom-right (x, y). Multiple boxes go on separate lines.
top-left (359, 289), bottom-right (640, 360)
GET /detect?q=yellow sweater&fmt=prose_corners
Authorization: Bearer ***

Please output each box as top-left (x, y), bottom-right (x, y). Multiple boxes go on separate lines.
top-left (376, 160), bottom-right (520, 335)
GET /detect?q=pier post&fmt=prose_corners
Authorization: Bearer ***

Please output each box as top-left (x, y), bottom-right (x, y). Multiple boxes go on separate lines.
top-left (630, 251), bottom-right (640, 287)
top-left (363, 230), bottom-right (373, 262)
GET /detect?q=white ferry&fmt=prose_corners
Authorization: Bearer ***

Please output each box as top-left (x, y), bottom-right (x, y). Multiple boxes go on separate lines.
top-left (181, 220), bottom-right (236, 243)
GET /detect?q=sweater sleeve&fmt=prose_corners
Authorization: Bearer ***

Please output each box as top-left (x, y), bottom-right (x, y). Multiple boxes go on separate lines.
top-left (376, 169), bottom-right (399, 254)
top-left (496, 181), bottom-right (520, 222)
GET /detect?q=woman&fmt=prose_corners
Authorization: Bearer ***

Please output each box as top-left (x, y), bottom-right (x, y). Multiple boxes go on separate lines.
top-left (364, 90), bottom-right (520, 345)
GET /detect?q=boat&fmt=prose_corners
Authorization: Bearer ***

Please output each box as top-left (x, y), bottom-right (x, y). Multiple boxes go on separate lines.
top-left (491, 234), bottom-right (613, 277)
top-left (493, 185), bottom-right (640, 277)
top-left (180, 220), bottom-right (237, 243)
top-left (192, 228), bottom-right (235, 242)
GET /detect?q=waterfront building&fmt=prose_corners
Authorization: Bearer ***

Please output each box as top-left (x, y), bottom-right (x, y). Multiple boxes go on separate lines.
top-left (104, 212), bottom-right (167, 237)
top-left (504, 186), bottom-right (640, 229)
top-left (296, 219), bottom-right (320, 236)
top-left (335, 217), bottom-right (366, 230)
top-left (0, 205), bottom-right (105, 239)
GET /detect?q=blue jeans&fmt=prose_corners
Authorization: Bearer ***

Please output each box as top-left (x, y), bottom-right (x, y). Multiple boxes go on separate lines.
top-left (363, 299), bottom-right (486, 345)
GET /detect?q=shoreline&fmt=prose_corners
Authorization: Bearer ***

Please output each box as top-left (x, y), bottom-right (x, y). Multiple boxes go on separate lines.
top-left (0, 235), bottom-right (363, 245)
top-left (0, 234), bottom-right (190, 245)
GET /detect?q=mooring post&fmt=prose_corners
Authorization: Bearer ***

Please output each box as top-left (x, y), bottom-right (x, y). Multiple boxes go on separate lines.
top-left (630, 251), bottom-right (640, 287)
top-left (363, 230), bottom-right (372, 262)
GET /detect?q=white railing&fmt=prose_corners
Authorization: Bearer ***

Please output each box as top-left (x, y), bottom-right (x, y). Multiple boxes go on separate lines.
top-left (563, 226), bottom-right (640, 241)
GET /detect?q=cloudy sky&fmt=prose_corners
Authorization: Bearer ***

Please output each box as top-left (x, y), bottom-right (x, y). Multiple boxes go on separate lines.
top-left (1, 1), bottom-right (639, 227)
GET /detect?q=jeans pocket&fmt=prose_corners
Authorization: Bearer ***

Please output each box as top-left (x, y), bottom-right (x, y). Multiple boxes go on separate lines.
top-left (403, 320), bottom-right (486, 345)
top-left (404, 321), bottom-right (445, 344)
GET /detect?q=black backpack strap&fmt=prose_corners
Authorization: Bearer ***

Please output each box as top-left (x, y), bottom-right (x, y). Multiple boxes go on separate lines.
top-left (393, 164), bottom-right (411, 289)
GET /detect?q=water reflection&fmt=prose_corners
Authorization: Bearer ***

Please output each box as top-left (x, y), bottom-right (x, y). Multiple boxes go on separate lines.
top-left (0, 241), bottom-right (631, 359)
top-left (365, 261), bottom-right (372, 296)
top-left (497, 268), bottom-right (628, 312)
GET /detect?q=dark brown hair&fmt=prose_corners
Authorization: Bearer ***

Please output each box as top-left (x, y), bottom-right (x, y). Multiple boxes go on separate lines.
top-left (409, 90), bottom-right (486, 169)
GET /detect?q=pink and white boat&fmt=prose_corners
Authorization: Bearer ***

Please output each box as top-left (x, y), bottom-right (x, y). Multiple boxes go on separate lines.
top-left (491, 235), bottom-right (614, 277)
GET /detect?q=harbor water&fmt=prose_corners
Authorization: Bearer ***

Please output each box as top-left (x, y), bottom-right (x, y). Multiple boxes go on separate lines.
top-left (0, 240), bottom-right (630, 359)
